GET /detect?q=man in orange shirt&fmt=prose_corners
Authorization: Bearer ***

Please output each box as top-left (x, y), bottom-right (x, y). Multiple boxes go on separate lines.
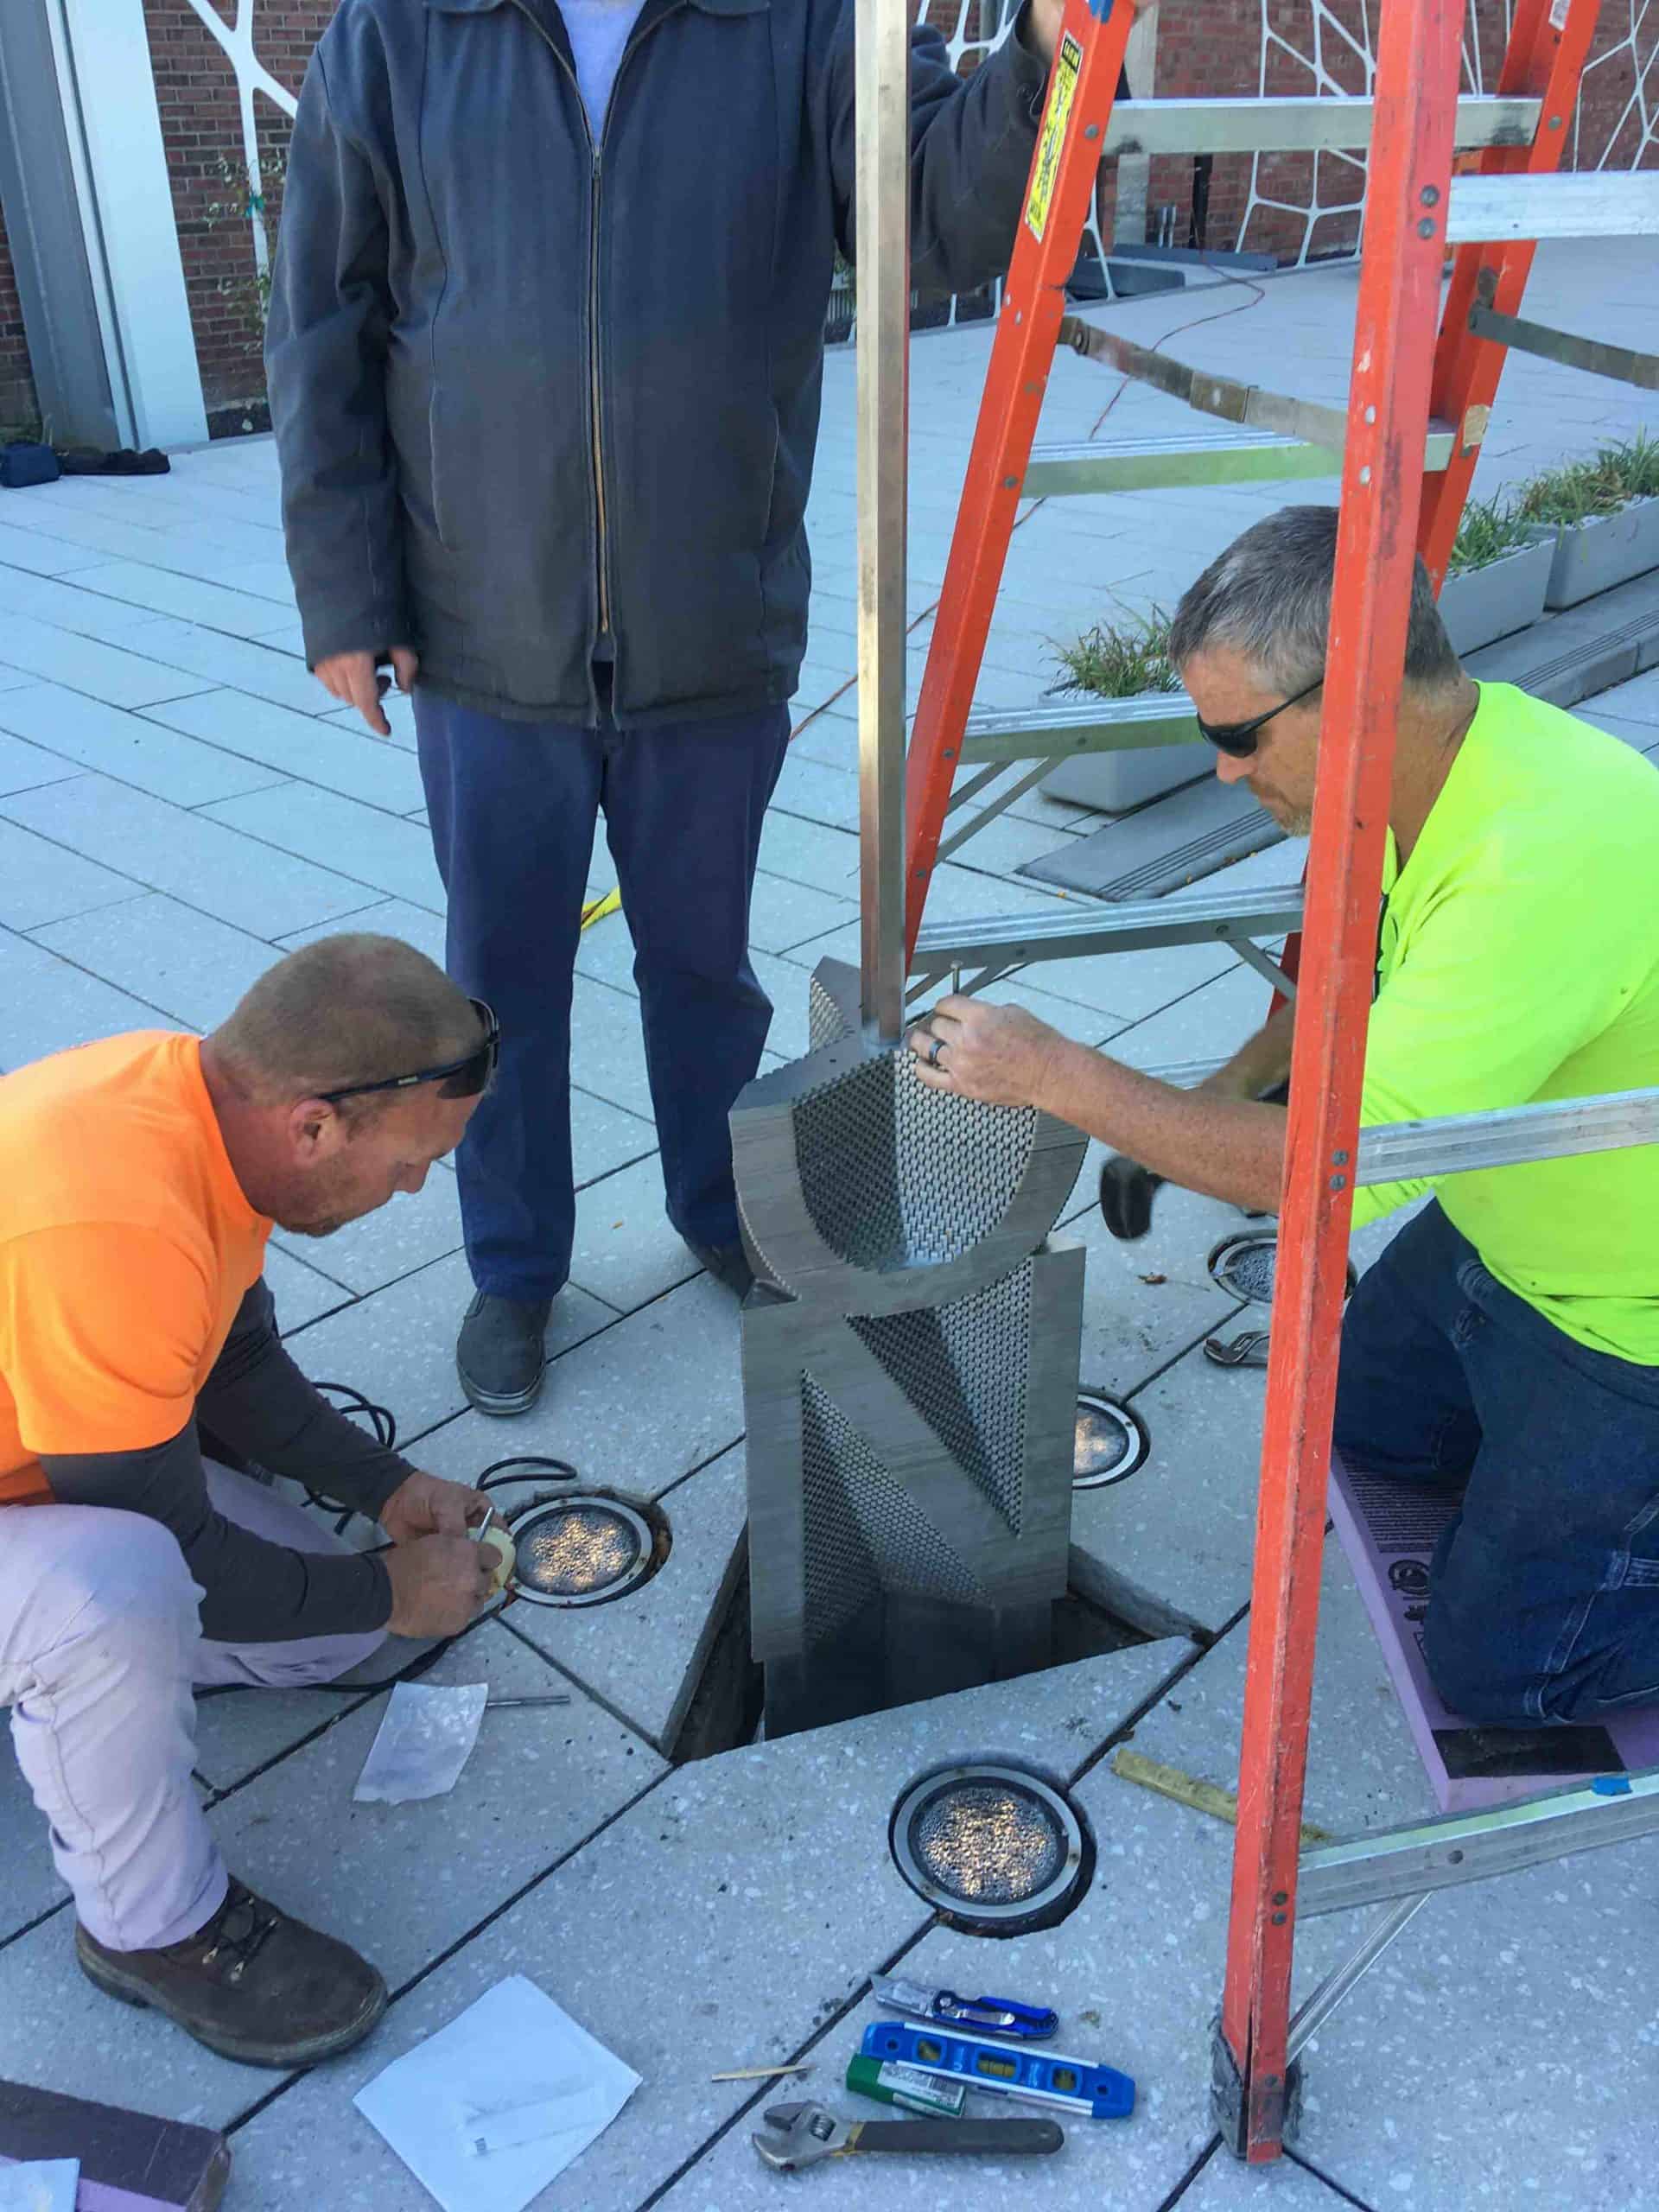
top-left (0, 935), bottom-right (500, 2068)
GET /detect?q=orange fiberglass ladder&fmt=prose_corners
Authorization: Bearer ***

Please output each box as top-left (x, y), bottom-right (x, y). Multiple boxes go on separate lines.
top-left (897, 0), bottom-right (1659, 2164)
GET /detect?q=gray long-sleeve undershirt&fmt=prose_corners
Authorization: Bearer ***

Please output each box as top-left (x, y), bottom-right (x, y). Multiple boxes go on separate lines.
top-left (41, 1278), bottom-right (412, 1642)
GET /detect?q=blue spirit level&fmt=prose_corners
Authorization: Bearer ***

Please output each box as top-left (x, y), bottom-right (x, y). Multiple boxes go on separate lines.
top-left (860, 2019), bottom-right (1135, 2120)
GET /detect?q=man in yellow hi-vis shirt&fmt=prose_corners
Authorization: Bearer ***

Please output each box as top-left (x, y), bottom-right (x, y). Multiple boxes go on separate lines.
top-left (905, 505), bottom-right (1659, 1732)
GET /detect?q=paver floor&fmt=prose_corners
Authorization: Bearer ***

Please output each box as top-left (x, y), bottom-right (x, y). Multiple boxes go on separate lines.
top-left (2, 240), bottom-right (1656, 2209)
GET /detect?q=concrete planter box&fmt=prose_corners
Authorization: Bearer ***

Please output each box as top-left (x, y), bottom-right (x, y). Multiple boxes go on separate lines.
top-left (1040, 693), bottom-right (1211, 812)
top-left (1535, 495), bottom-right (1659, 609)
top-left (1438, 535), bottom-right (1554, 656)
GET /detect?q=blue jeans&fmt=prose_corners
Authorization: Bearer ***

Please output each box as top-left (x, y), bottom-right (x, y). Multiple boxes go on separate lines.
top-left (416, 690), bottom-right (792, 1300)
top-left (1334, 1200), bottom-right (1659, 1726)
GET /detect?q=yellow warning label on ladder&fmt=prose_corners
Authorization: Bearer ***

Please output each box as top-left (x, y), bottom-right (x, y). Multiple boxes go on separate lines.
top-left (1025, 30), bottom-right (1083, 244)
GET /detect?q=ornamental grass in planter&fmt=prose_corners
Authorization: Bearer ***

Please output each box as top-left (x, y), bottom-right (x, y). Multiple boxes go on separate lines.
top-left (1040, 606), bottom-right (1211, 812)
top-left (1516, 431), bottom-right (1659, 608)
top-left (1438, 493), bottom-right (1555, 654)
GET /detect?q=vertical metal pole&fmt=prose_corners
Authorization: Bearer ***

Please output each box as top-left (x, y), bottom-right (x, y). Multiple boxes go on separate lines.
top-left (1215, 0), bottom-right (1465, 2164)
top-left (855, 0), bottom-right (911, 1042)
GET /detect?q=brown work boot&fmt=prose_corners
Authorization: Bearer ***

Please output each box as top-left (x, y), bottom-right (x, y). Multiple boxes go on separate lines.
top-left (75, 1878), bottom-right (386, 2068)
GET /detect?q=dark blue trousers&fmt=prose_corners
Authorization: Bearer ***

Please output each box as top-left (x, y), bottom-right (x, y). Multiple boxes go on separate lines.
top-left (1334, 1200), bottom-right (1659, 1727)
top-left (415, 690), bottom-right (792, 1300)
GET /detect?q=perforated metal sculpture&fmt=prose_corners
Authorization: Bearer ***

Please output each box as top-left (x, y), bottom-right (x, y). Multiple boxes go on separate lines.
top-left (734, 961), bottom-right (1086, 1736)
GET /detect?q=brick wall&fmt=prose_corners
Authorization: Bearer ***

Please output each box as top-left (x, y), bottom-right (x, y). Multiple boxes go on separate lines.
top-left (1148, 0), bottom-right (1657, 260)
top-left (125, 0), bottom-right (1656, 432)
top-left (139, 0), bottom-right (316, 429)
top-left (0, 206), bottom-right (39, 435)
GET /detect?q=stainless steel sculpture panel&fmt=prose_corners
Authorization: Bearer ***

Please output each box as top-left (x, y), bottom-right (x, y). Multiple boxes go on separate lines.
top-left (735, 960), bottom-right (1087, 1735)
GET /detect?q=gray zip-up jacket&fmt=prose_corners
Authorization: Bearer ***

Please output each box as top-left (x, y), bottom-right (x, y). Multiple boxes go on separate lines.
top-left (266, 0), bottom-right (1049, 729)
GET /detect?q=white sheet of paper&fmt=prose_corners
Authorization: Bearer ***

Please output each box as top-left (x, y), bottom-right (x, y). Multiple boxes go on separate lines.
top-left (0, 2161), bottom-right (79, 2212)
top-left (460, 2087), bottom-right (610, 2157)
top-left (353, 1681), bottom-right (489, 1804)
top-left (353, 1975), bottom-right (640, 2212)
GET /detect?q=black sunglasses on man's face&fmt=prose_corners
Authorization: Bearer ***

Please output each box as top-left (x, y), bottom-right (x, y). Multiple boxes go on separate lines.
top-left (317, 997), bottom-right (500, 1105)
top-left (1197, 677), bottom-right (1324, 759)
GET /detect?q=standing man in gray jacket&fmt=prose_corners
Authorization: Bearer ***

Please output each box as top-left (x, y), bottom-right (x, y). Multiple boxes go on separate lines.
top-left (268, 0), bottom-right (1076, 1415)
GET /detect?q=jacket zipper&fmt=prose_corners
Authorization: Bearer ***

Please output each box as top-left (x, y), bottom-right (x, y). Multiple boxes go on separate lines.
top-left (588, 147), bottom-right (609, 640)
top-left (506, 1), bottom-right (679, 677)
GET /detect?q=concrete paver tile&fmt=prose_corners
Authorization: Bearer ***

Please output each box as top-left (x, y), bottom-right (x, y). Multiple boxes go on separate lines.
top-left (0, 728), bottom-right (77, 799)
top-left (64, 560), bottom-right (301, 640)
top-left (493, 1441), bottom-right (748, 1751)
top-left (264, 1243), bottom-right (357, 1333)
top-left (568, 1153), bottom-right (703, 1313)
top-left (270, 1168), bottom-right (466, 1297)
top-left (0, 816), bottom-right (139, 931)
top-left (412, 1274), bottom-right (743, 1499)
top-left (0, 927), bottom-right (171, 1074)
top-left (116, 618), bottom-right (333, 715)
top-left (0, 611), bottom-right (215, 709)
top-left (2, 774), bottom-right (376, 937)
top-left (202, 781), bottom-right (443, 909)
top-left (221, 1645), bottom-right (1185, 2211)
top-left (32, 894), bottom-right (278, 1030)
top-left (282, 1249), bottom-right (618, 1443)
top-left (0, 681), bottom-right (289, 807)
top-left (153, 690), bottom-right (428, 814)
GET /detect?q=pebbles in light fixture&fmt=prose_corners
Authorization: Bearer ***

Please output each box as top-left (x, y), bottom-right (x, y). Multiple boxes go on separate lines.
top-left (505, 1491), bottom-right (665, 1609)
top-left (1073, 1389), bottom-right (1150, 1491)
top-left (890, 1764), bottom-right (1090, 1934)
top-left (1207, 1231), bottom-right (1357, 1308)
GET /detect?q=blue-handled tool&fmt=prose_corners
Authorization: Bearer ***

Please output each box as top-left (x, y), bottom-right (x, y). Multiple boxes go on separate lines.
top-left (870, 1974), bottom-right (1058, 2041)
top-left (860, 2020), bottom-right (1135, 2122)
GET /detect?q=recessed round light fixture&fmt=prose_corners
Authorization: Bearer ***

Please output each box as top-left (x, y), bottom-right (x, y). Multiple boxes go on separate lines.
top-left (504, 1491), bottom-right (665, 1609)
top-left (890, 1764), bottom-right (1091, 1935)
top-left (1206, 1231), bottom-right (1357, 1308)
top-left (1073, 1389), bottom-right (1149, 1491)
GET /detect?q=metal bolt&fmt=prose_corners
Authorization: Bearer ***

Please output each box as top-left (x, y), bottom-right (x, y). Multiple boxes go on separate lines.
top-left (1417, 218), bottom-right (1436, 238)
top-left (1272, 1913), bottom-right (1287, 1926)
top-left (1002, 475), bottom-right (1018, 489)
top-left (1084, 123), bottom-right (1100, 140)
top-left (1272, 1891), bottom-right (1288, 1905)
top-left (1330, 1173), bottom-right (1347, 1192)
top-left (1548, 114), bottom-right (1563, 130)
top-left (943, 749), bottom-right (957, 761)
top-left (1420, 184), bottom-right (1440, 207)
top-left (1332, 1148), bottom-right (1349, 1166)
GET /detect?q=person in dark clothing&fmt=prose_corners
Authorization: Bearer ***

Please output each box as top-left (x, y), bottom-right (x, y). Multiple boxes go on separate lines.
top-left (266, 0), bottom-right (1077, 1414)
top-left (0, 937), bottom-right (500, 2067)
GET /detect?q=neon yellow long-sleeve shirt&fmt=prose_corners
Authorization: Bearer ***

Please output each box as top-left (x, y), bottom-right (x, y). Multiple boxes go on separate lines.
top-left (1355, 683), bottom-right (1659, 1365)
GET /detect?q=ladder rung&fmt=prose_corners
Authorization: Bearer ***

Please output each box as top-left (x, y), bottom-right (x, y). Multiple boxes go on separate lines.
top-left (1102, 93), bottom-right (1541, 161)
top-left (1024, 428), bottom-right (1338, 495)
top-left (961, 695), bottom-right (1198, 765)
top-left (1356, 1086), bottom-right (1659, 1186)
top-left (911, 885), bottom-right (1307, 976)
top-left (1299, 1764), bottom-right (1659, 1920)
top-left (1447, 170), bottom-right (1659, 244)
top-left (1025, 423), bottom-right (1455, 497)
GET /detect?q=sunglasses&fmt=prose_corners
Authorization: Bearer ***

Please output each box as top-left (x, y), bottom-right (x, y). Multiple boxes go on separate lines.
top-left (1197, 677), bottom-right (1323, 759)
top-left (318, 997), bottom-right (500, 1104)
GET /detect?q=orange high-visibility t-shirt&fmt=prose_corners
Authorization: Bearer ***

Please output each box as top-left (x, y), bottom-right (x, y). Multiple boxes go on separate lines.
top-left (0, 1033), bottom-right (270, 1507)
